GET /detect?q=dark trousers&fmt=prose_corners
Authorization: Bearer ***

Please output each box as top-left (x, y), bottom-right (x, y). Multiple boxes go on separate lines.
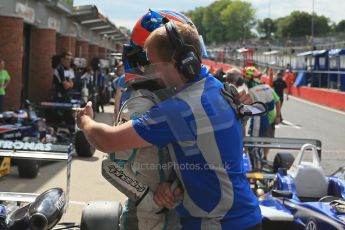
top-left (0, 95), bottom-right (4, 113)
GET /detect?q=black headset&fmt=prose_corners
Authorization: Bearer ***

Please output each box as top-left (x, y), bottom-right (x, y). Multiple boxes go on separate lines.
top-left (162, 17), bottom-right (202, 81)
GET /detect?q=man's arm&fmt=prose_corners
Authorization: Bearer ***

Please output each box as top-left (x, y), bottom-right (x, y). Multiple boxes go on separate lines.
top-left (62, 80), bottom-right (73, 90)
top-left (3, 77), bottom-right (10, 89)
top-left (78, 104), bottom-right (151, 153)
top-left (271, 90), bottom-right (281, 124)
top-left (275, 100), bottom-right (281, 124)
top-left (55, 67), bottom-right (73, 90)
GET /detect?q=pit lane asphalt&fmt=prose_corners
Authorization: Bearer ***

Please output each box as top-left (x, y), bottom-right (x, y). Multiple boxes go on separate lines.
top-left (1, 97), bottom-right (344, 223)
top-left (274, 96), bottom-right (345, 175)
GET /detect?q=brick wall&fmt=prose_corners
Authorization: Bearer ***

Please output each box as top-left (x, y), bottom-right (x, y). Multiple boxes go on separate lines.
top-left (29, 28), bottom-right (56, 103)
top-left (0, 16), bottom-right (24, 110)
top-left (88, 44), bottom-right (99, 65)
top-left (98, 47), bottom-right (106, 59)
top-left (76, 40), bottom-right (89, 63)
top-left (58, 35), bottom-right (76, 56)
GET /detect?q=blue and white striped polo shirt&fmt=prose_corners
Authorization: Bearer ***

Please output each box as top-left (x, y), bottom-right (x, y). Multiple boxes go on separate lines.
top-left (133, 66), bottom-right (261, 229)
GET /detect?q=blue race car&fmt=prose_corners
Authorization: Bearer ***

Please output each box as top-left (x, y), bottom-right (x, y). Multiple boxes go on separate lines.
top-left (243, 137), bottom-right (322, 196)
top-left (0, 102), bottom-right (48, 178)
top-left (259, 143), bottom-right (345, 230)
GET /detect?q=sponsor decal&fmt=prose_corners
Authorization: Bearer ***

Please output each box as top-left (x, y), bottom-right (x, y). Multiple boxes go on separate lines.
top-left (55, 195), bottom-right (66, 211)
top-left (0, 140), bottom-right (52, 151)
top-left (106, 164), bottom-right (146, 193)
top-left (2, 132), bottom-right (22, 139)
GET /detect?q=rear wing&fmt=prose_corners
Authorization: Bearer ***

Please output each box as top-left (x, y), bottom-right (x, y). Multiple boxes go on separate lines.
top-left (0, 140), bottom-right (72, 212)
top-left (243, 137), bottom-right (322, 159)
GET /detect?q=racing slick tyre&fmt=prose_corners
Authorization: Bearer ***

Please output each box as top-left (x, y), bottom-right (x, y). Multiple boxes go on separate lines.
top-left (16, 159), bottom-right (40, 178)
top-left (80, 201), bottom-right (122, 230)
top-left (75, 130), bottom-right (95, 157)
top-left (273, 153), bottom-right (294, 173)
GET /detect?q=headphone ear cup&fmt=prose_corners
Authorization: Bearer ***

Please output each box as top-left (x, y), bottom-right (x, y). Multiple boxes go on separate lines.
top-left (175, 51), bottom-right (201, 81)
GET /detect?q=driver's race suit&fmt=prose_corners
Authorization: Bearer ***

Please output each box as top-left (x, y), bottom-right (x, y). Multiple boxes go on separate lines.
top-left (102, 88), bottom-right (180, 230)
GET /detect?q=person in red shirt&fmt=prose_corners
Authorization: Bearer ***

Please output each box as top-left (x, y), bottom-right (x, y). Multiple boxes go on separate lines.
top-left (283, 69), bottom-right (295, 100)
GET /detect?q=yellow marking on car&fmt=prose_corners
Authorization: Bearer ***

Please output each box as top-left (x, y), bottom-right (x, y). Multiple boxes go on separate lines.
top-left (0, 157), bottom-right (11, 177)
top-left (246, 172), bottom-right (264, 179)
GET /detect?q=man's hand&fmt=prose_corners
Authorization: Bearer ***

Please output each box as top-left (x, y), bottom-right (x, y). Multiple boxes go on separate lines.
top-left (275, 116), bottom-right (281, 125)
top-left (76, 101), bottom-right (94, 129)
top-left (237, 90), bottom-right (253, 105)
top-left (154, 182), bottom-right (182, 209)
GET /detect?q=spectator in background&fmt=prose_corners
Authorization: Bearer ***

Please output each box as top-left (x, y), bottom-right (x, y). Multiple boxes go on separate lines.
top-left (81, 66), bottom-right (93, 85)
top-left (223, 68), bottom-right (245, 89)
top-left (0, 59), bottom-right (10, 112)
top-left (52, 51), bottom-right (74, 102)
top-left (214, 67), bottom-right (225, 82)
top-left (283, 68), bottom-right (295, 100)
top-left (272, 70), bottom-right (287, 122)
top-left (285, 63), bottom-right (292, 72)
top-left (112, 62), bottom-right (124, 107)
top-left (97, 70), bottom-right (107, 113)
top-left (114, 64), bottom-right (132, 121)
top-left (80, 67), bottom-right (94, 105)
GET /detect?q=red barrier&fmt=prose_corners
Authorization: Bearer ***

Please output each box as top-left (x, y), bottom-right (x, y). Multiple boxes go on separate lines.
top-left (202, 59), bottom-right (235, 73)
top-left (290, 86), bottom-right (345, 111)
top-left (261, 75), bottom-right (345, 111)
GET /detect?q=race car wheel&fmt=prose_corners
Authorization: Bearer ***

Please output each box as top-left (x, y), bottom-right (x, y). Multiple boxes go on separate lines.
top-left (17, 159), bottom-right (40, 178)
top-left (75, 130), bottom-right (96, 157)
top-left (80, 201), bottom-right (122, 230)
top-left (273, 153), bottom-right (294, 173)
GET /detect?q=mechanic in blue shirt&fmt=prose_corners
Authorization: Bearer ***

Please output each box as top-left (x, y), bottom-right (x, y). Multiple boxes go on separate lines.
top-left (77, 18), bottom-right (261, 230)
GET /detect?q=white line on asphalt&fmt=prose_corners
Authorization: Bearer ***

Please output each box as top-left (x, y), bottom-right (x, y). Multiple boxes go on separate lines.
top-left (290, 96), bottom-right (345, 116)
top-left (281, 120), bottom-right (302, 129)
top-left (275, 120), bottom-right (301, 129)
top-left (69, 200), bottom-right (86, 205)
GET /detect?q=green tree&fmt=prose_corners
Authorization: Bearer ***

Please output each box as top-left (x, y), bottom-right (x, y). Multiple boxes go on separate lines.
top-left (257, 18), bottom-right (277, 38)
top-left (275, 11), bottom-right (331, 38)
top-left (186, 0), bottom-right (256, 44)
top-left (220, 0), bottom-right (256, 41)
top-left (335, 20), bottom-right (345, 33)
top-left (202, 0), bottom-right (231, 43)
top-left (184, 7), bottom-right (206, 39)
